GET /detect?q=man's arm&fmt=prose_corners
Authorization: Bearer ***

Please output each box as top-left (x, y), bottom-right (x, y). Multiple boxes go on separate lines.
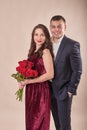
top-left (68, 42), bottom-right (82, 95)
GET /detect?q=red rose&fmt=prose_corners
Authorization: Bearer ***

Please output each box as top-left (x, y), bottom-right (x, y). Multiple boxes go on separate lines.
top-left (16, 60), bottom-right (38, 78)
top-left (16, 66), bottom-right (22, 73)
top-left (31, 70), bottom-right (38, 77)
top-left (20, 68), bottom-right (26, 76)
top-left (18, 60), bottom-right (28, 67)
top-left (27, 61), bottom-right (34, 69)
top-left (18, 60), bottom-right (34, 69)
top-left (12, 59), bottom-right (38, 101)
top-left (26, 69), bottom-right (38, 78)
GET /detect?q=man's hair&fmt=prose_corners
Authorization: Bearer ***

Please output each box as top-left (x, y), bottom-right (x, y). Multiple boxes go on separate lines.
top-left (50, 15), bottom-right (66, 23)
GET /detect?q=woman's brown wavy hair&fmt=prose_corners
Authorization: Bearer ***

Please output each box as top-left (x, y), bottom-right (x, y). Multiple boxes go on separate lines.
top-left (28, 24), bottom-right (54, 58)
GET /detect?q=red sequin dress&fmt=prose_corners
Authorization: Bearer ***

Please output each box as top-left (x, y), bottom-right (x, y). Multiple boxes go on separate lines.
top-left (25, 53), bottom-right (51, 130)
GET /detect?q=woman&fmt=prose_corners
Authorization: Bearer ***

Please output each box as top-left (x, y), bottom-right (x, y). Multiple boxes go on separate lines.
top-left (20, 24), bottom-right (54, 130)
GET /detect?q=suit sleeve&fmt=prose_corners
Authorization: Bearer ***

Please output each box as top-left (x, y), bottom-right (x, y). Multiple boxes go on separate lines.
top-left (68, 42), bottom-right (82, 95)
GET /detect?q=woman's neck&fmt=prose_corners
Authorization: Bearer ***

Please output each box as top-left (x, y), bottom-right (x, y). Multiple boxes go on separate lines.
top-left (35, 45), bottom-right (42, 52)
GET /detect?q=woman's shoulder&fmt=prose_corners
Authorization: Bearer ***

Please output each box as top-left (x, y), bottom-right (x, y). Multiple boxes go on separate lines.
top-left (42, 49), bottom-right (52, 59)
top-left (43, 48), bottom-right (50, 54)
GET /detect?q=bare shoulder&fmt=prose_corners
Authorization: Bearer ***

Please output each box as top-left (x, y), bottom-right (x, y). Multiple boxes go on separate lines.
top-left (42, 49), bottom-right (52, 60)
top-left (43, 48), bottom-right (50, 55)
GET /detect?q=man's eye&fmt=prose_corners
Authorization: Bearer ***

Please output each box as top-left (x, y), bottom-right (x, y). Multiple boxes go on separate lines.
top-left (52, 26), bottom-right (56, 28)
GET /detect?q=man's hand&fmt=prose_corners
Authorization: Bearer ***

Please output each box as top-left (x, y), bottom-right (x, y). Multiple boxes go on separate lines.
top-left (68, 92), bottom-right (72, 98)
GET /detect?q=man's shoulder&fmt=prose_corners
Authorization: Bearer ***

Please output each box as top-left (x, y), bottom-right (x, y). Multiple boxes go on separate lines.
top-left (64, 35), bottom-right (80, 45)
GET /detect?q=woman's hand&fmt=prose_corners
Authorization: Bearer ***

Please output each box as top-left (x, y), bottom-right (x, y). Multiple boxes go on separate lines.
top-left (18, 82), bottom-right (25, 89)
top-left (19, 79), bottom-right (33, 88)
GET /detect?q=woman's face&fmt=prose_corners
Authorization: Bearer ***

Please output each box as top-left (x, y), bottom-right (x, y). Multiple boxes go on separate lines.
top-left (34, 28), bottom-right (46, 47)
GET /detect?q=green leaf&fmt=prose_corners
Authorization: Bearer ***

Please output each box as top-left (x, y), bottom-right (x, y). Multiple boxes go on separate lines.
top-left (15, 88), bottom-right (23, 101)
top-left (11, 73), bottom-right (25, 82)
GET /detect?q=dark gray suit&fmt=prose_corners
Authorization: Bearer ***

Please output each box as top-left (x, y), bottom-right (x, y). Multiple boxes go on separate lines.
top-left (51, 35), bottom-right (82, 130)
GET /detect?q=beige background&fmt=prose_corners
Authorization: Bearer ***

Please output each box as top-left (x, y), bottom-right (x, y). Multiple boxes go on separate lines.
top-left (0, 0), bottom-right (87, 130)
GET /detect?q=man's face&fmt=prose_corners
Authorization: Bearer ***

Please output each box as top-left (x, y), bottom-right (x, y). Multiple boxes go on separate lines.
top-left (50, 19), bottom-right (66, 39)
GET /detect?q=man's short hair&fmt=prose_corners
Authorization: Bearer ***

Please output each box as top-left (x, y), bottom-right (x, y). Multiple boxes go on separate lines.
top-left (50, 15), bottom-right (66, 23)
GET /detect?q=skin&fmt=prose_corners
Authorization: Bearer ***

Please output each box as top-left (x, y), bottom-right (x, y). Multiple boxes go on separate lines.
top-left (19, 28), bottom-right (54, 89)
top-left (50, 19), bottom-right (72, 97)
top-left (34, 28), bottom-right (46, 51)
top-left (50, 19), bottom-right (66, 43)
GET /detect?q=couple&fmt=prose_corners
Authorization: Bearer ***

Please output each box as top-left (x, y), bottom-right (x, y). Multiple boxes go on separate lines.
top-left (19, 15), bottom-right (82, 130)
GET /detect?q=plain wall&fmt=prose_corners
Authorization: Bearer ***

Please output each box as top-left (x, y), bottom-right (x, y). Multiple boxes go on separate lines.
top-left (0, 0), bottom-right (87, 130)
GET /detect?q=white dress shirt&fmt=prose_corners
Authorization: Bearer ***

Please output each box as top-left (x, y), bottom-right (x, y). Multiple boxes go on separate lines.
top-left (52, 35), bottom-right (64, 59)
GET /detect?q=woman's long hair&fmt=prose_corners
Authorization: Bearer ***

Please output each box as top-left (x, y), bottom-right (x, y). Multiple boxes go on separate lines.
top-left (28, 24), bottom-right (54, 58)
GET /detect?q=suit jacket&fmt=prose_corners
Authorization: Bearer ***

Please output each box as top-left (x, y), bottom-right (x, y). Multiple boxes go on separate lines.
top-left (51, 35), bottom-right (82, 100)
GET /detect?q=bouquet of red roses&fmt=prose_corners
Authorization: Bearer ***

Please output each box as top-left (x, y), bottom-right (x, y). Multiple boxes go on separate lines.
top-left (11, 60), bottom-right (38, 101)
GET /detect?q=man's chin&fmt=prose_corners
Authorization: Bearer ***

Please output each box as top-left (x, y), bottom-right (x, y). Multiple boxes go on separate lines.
top-left (54, 36), bottom-right (62, 39)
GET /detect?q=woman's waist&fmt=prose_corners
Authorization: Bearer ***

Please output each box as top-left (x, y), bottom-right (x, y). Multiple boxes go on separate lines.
top-left (26, 81), bottom-right (49, 87)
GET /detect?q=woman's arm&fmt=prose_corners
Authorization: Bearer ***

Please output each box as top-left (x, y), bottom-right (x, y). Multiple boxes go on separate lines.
top-left (21, 49), bottom-right (54, 86)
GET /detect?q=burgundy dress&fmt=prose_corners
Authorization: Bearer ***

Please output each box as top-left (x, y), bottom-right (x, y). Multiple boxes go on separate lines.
top-left (25, 53), bottom-right (51, 130)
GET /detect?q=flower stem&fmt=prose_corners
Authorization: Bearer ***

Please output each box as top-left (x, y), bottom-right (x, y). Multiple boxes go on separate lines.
top-left (15, 88), bottom-right (23, 101)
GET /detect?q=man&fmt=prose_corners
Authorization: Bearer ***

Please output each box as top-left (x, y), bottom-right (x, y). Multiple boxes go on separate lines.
top-left (50, 15), bottom-right (82, 130)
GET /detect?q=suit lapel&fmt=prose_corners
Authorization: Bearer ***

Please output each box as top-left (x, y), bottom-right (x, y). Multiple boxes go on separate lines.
top-left (55, 36), bottom-right (67, 65)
